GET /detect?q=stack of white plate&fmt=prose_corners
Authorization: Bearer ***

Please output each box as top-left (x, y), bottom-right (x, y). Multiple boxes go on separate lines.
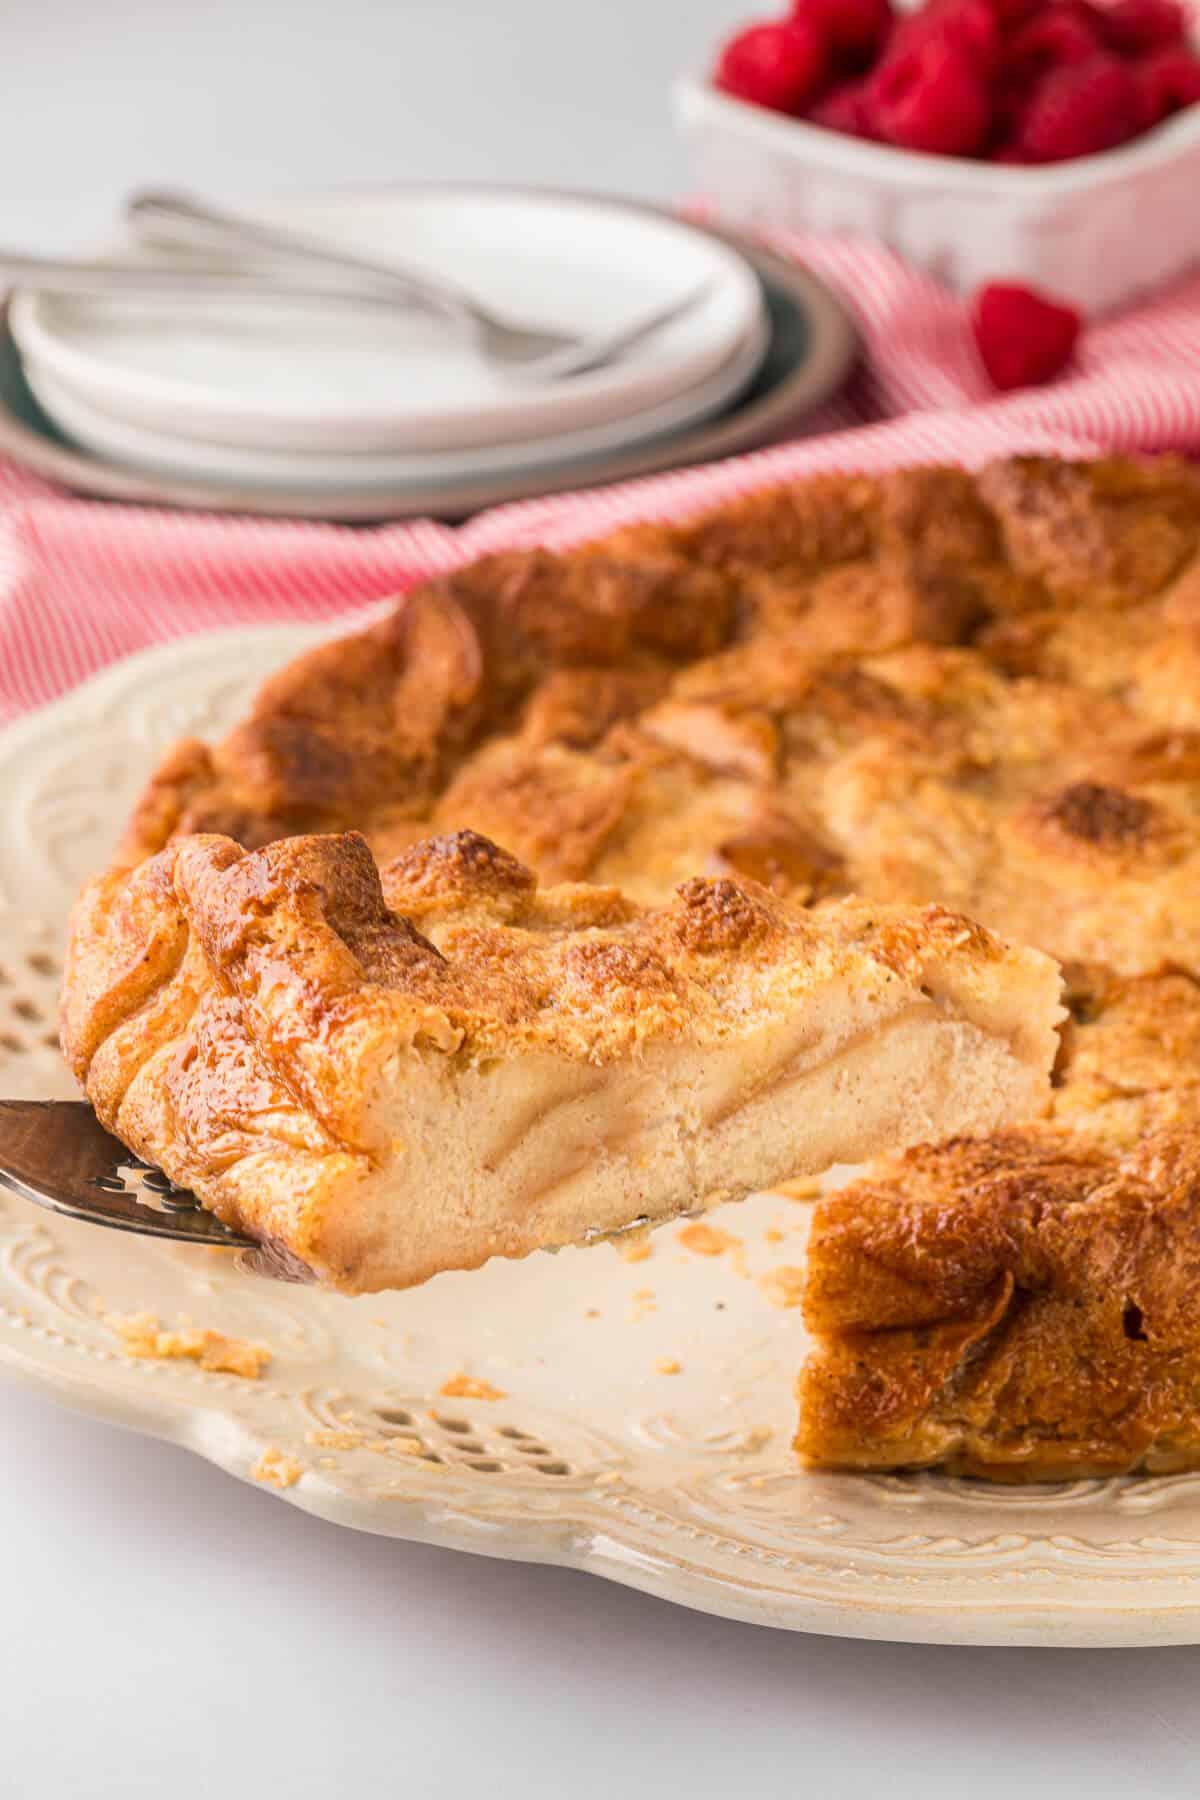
top-left (7, 188), bottom-right (857, 519)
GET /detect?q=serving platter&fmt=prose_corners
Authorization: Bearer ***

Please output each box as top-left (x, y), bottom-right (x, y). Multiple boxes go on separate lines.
top-left (5, 624), bottom-right (1200, 1647)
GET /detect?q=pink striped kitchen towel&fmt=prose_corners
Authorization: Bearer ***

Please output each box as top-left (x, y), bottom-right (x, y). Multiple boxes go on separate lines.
top-left (3, 230), bottom-right (1200, 723)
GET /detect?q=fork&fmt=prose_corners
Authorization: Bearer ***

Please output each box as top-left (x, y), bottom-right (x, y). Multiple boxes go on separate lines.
top-left (122, 187), bottom-right (715, 381)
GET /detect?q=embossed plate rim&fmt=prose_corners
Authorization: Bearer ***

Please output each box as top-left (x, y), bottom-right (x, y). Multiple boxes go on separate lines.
top-left (4, 624), bottom-right (1200, 1647)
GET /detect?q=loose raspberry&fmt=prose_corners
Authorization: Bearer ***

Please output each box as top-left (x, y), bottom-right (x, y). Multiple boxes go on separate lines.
top-left (714, 19), bottom-right (829, 114)
top-left (1135, 44), bottom-right (1200, 125)
top-left (869, 33), bottom-right (992, 153)
top-left (793, 0), bottom-right (894, 64)
top-left (808, 78), bottom-right (878, 136)
top-left (1098, 0), bottom-right (1188, 55)
top-left (1013, 52), bottom-right (1142, 158)
top-left (971, 283), bottom-right (1082, 391)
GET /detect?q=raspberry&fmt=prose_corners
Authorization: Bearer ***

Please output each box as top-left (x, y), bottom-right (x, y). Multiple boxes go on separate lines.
top-left (1135, 45), bottom-right (1200, 125)
top-left (869, 33), bottom-right (992, 153)
top-left (793, 0), bottom-right (894, 64)
top-left (893, 0), bottom-right (1000, 72)
top-left (945, 0), bottom-right (1001, 69)
top-left (1013, 52), bottom-right (1142, 158)
top-left (1098, 0), bottom-right (1188, 55)
top-left (808, 78), bottom-right (878, 136)
top-left (714, 19), bottom-right (829, 114)
top-left (971, 283), bottom-right (1082, 391)
top-left (993, 6), bottom-right (1108, 143)
top-left (990, 0), bottom-right (1042, 22)
top-left (1003, 6), bottom-right (1106, 86)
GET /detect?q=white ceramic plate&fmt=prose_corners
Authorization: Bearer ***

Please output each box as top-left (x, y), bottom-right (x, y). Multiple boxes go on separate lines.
top-left (0, 232), bottom-right (858, 520)
top-left (21, 311), bottom-right (769, 491)
top-left (4, 624), bottom-right (1200, 1647)
top-left (10, 188), bottom-right (764, 453)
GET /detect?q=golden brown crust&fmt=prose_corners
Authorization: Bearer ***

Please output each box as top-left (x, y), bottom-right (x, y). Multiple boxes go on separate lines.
top-left (66, 827), bottom-right (1057, 1108)
top-left (112, 454), bottom-right (1200, 981)
top-left (61, 827), bottom-right (1060, 1292)
top-left (798, 1119), bottom-right (1200, 1479)
top-left (798, 966), bottom-right (1200, 1477)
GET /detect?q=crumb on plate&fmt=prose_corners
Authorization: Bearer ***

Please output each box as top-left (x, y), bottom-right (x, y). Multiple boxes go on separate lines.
top-left (305, 1426), bottom-right (425, 1457)
top-left (774, 1176), bottom-right (822, 1201)
top-left (108, 1311), bottom-right (270, 1378)
top-left (757, 1266), bottom-right (807, 1310)
top-left (305, 1427), bottom-right (367, 1451)
top-left (628, 1286), bottom-right (657, 1322)
top-left (677, 1222), bottom-right (741, 1257)
top-left (252, 1447), bottom-right (303, 1489)
top-left (619, 1240), bottom-right (653, 1263)
top-left (439, 1372), bottom-right (507, 1401)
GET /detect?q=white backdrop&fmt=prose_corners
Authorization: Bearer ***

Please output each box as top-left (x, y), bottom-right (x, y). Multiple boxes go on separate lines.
top-left (2, 0), bottom-right (748, 249)
top-left (3, 3), bottom-right (1200, 1794)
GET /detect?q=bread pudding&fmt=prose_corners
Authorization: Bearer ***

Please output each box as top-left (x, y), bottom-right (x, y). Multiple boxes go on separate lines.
top-left (61, 826), bottom-right (1058, 1292)
top-left (799, 968), bottom-right (1200, 1479)
top-left (61, 453), bottom-right (1200, 1471)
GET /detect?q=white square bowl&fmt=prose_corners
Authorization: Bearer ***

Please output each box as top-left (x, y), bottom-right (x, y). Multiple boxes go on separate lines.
top-left (673, 69), bottom-right (1200, 314)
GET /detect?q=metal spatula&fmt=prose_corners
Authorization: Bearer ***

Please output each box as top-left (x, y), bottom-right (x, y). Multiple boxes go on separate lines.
top-left (0, 1099), bottom-right (254, 1250)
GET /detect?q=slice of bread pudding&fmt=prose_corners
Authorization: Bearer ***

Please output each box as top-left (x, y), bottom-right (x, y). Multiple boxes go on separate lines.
top-left (61, 829), bottom-right (1060, 1294)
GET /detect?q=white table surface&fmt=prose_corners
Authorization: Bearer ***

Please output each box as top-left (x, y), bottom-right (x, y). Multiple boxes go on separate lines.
top-left (3, 2), bottom-right (1200, 1793)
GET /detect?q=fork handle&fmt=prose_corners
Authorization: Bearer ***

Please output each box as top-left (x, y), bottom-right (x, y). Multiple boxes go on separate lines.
top-left (0, 254), bottom-right (435, 310)
top-left (124, 188), bottom-right (483, 331)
